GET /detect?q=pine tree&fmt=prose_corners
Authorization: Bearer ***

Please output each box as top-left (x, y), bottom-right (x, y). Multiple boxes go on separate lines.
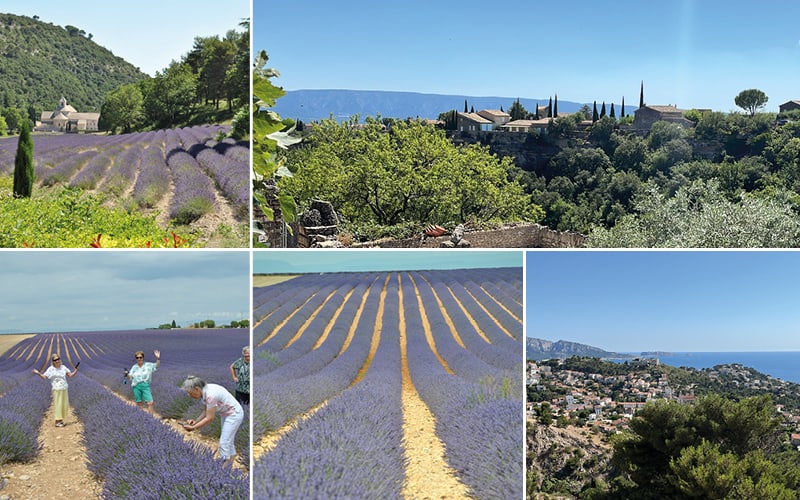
top-left (600, 101), bottom-right (606, 118)
top-left (592, 101), bottom-right (599, 122)
top-left (13, 120), bottom-right (34, 198)
top-left (610, 102), bottom-right (616, 119)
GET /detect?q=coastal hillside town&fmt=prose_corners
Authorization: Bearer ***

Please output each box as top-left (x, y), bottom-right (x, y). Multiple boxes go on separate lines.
top-left (527, 357), bottom-right (800, 440)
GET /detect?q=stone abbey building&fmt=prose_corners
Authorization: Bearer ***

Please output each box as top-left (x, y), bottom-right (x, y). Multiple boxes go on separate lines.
top-left (37, 97), bottom-right (100, 132)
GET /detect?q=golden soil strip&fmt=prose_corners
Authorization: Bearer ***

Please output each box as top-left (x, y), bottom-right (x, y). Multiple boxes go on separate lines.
top-left (253, 401), bottom-right (329, 460)
top-left (312, 287), bottom-right (357, 351)
top-left (338, 274), bottom-right (381, 356)
top-left (0, 334), bottom-right (35, 357)
top-left (415, 273), bottom-right (466, 349)
top-left (32, 336), bottom-right (49, 366)
top-left (405, 273), bottom-right (453, 375)
top-left (444, 284), bottom-right (491, 344)
top-left (481, 285), bottom-right (522, 322)
top-left (0, 399), bottom-right (102, 499)
top-left (83, 339), bottom-right (104, 356)
top-left (462, 286), bottom-right (515, 339)
top-left (283, 288), bottom-right (341, 349)
top-left (73, 337), bottom-right (95, 359)
top-left (65, 336), bottom-right (82, 363)
top-left (352, 273), bottom-right (390, 385)
top-left (398, 274), bottom-right (470, 499)
top-left (257, 293), bottom-right (318, 347)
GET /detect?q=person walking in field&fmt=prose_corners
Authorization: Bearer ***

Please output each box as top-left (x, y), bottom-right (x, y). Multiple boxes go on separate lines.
top-left (229, 345), bottom-right (250, 405)
top-left (124, 350), bottom-right (160, 413)
top-left (32, 353), bottom-right (79, 427)
top-left (181, 375), bottom-right (244, 469)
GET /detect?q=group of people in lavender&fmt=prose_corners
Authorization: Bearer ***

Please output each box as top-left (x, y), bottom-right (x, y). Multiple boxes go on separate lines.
top-left (32, 346), bottom-right (250, 468)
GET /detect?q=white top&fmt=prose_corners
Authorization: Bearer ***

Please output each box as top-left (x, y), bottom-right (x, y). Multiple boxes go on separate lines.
top-left (129, 362), bottom-right (157, 386)
top-left (43, 365), bottom-right (70, 390)
top-left (202, 383), bottom-right (242, 417)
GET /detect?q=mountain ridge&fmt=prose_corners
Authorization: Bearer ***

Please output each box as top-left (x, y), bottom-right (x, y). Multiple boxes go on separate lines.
top-left (270, 88), bottom-right (629, 122)
top-left (527, 337), bottom-right (633, 361)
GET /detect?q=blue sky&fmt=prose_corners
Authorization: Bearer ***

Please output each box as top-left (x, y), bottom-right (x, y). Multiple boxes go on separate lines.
top-left (256, 0), bottom-right (800, 112)
top-left (526, 251), bottom-right (800, 352)
top-left (0, 251), bottom-right (250, 334)
top-left (2, 0), bottom-right (249, 76)
top-left (253, 250), bottom-right (521, 273)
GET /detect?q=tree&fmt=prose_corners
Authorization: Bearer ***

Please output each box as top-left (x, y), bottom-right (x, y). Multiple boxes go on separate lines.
top-left (13, 120), bottom-right (34, 198)
top-left (600, 101), bottom-right (606, 118)
top-left (735, 88), bottom-right (769, 117)
top-left (282, 118), bottom-right (542, 227)
top-left (553, 94), bottom-right (558, 117)
top-left (509, 98), bottom-right (528, 120)
top-left (639, 81), bottom-right (645, 108)
top-left (610, 102), bottom-right (616, 119)
top-left (592, 101), bottom-right (599, 122)
top-left (0, 116), bottom-right (7, 136)
top-left (621, 96), bottom-right (626, 118)
top-left (171, 319), bottom-right (177, 329)
top-left (142, 61), bottom-right (198, 128)
top-left (100, 83), bottom-right (144, 133)
top-left (1, 107), bottom-right (23, 133)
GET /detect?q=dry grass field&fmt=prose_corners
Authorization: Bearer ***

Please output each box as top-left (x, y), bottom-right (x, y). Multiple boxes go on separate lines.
top-left (0, 334), bottom-right (34, 356)
top-left (253, 274), bottom-right (299, 287)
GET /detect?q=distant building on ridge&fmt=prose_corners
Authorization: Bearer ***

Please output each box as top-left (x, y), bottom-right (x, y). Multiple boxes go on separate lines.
top-left (37, 97), bottom-right (100, 132)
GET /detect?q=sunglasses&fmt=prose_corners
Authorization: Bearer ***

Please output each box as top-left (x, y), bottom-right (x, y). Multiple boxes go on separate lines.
top-left (135, 356), bottom-right (143, 359)
top-left (52, 358), bottom-right (60, 362)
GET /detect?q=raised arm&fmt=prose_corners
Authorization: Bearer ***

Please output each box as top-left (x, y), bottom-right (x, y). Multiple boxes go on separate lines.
top-left (154, 350), bottom-right (161, 368)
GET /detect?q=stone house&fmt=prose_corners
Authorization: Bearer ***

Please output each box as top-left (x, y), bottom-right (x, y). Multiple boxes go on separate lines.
top-left (456, 112), bottom-right (493, 132)
top-left (477, 109), bottom-right (511, 128)
top-left (38, 97), bottom-right (100, 132)
top-left (779, 100), bottom-right (800, 113)
top-left (632, 105), bottom-right (693, 131)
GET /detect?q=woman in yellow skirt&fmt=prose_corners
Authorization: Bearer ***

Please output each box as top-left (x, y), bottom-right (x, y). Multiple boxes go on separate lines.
top-left (33, 354), bottom-right (79, 427)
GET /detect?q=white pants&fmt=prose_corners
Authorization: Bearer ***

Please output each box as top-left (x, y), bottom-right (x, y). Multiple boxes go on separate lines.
top-left (219, 410), bottom-right (244, 460)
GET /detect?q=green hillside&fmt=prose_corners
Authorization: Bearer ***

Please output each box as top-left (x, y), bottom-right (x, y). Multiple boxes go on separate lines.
top-left (0, 13), bottom-right (146, 113)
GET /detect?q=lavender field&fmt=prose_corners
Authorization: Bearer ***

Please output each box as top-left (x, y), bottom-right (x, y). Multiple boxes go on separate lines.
top-left (0, 329), bottom-right (249, 498)
top-left (252, 267), bottom-right (524, 499)
top-left (0, 126), bottom-right (249, 244)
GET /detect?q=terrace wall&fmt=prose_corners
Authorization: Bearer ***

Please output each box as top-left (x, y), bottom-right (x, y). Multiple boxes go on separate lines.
top-left (366, 223), bottom-right (586, 249)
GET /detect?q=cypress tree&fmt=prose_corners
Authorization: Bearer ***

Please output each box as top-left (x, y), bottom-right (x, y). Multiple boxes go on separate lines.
top-left (534, 102), bottom-right (539, 120)
top-left (592, 101), bottom-right (599, 122)
top-left (639, 81), bottom-right (644, 108)
top-left (610, 102), bottom-right (616, 119)
top-left (470, 105), bottom-right (474, 113)
top-left (464, 99), bottom-right (468, 113)
top-left (548, 97), bottom-right (553, 117)
top-left (13, 120), bottom-right (34, 198)
top-left (500, 105), bottom-right (504, 112)
top-left (621, 97), bottom-right (626, 118)
top-left (600, 101), bottom-right (606, 118)
top-left (554, 94), bottom-right (558, 117)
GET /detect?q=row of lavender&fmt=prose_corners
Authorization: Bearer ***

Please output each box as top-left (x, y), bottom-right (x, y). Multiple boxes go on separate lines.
top-left (0, 125), bottom-right (249, 221)
top-left (251, 268), bottom-right (524, 499)
top-left (70, 375), bottom-right (247, 498)
top-left (0, 329), bottom-right (249, 476)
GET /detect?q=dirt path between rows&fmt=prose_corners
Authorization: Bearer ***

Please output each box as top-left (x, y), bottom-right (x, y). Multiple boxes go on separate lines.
top-left (0, 400), bottom-right (101, 500)
top-left (398, 274), bottom-right (469, 499)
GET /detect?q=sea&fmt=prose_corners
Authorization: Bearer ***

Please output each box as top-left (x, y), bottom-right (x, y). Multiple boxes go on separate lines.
top-left (624, 352), bottom-right (800, 385)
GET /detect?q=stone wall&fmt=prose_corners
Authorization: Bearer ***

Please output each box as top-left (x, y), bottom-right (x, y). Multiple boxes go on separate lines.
top-left (365, 223), bottom-right (585, 249)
